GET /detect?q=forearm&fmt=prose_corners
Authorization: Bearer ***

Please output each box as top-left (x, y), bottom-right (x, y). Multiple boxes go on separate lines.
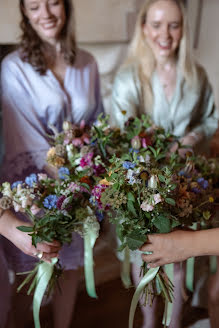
top-left (191, 229), bottom-right (219, 257)
top-left (0, 210), bottom-right (29, 243)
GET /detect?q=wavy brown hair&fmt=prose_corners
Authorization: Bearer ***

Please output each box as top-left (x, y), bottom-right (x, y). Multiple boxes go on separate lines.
top-left (19, 0), bottom-right (77, 75)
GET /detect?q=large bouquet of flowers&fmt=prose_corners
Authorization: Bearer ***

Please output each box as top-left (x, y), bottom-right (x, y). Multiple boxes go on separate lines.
top-left (91, 115), bottom-right (219, 327)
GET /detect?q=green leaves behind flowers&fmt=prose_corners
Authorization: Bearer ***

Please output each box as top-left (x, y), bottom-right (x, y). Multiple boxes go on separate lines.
top-left (153, 214), bottom-right (171, 233)
top-left (126, 231), bottom-right (147, 251)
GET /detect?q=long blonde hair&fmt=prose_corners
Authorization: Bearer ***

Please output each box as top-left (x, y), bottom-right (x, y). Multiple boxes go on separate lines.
top-left (124, 0), bottom-right (198, 113)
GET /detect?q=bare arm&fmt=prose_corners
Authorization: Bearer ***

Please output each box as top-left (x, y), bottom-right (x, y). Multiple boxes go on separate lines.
top-left (140, 229), bottom-right (219, 267)
top-left (0, 210), bottom-right (61, 262)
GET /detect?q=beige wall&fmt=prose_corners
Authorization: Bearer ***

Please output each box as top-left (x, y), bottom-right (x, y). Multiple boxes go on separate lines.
top-left (0, 1), bottom-right (20, 43)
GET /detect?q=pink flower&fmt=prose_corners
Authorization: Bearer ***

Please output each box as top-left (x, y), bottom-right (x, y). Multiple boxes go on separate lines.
top-left (153, 193), bottom-right (162, 205)
top-left (30, 204), bottom-right (41, 215)
top-left (57, 195), bottom-right (66, 210)
top-left (80, 152), bottom-right (94, 168)
top-left (38, 173), bottom-right (48, 181)
top-left (72, 138), bottom-right (83, 147)
top-left (141, 201), bottom-right (154, 212)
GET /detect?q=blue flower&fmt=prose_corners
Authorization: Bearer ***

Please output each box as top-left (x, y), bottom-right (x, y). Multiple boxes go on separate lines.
top-left (197, 177), bottom-right (209, 189)
top-left (178, 170), bottom-right (190, 178)
top-left (129, 148), bottom-right (139, 154)
top-left (96, 211), bottom-right (104, 222)
top-left (25, 174), bottom-right (37, 187)
top-left (191, 187), bottom-right (201, 194)
top-left (11, 181), bottom-right (23, 189)
top-left (58, 167), bottom-right (70, 180)
top-left (43, 195), bottom-right (58, 209)
top-left (123, 161), bottom-right (136, 170)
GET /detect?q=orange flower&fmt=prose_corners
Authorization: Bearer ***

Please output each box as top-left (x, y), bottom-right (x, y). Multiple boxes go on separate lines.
top-left (80, 176), bottom-right (92, 187)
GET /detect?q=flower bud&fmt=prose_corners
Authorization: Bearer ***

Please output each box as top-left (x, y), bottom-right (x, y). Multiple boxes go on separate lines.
top-left (131, 136), bottom-right (141, 150)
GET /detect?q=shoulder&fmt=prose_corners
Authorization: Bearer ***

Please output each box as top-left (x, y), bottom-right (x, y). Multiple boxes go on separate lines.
top-left (74, 48), bottom-right (98, 70)
top-left (114, 62), bottom-right (138, 83)
top-left (1, 50), bottom-right (22, 71)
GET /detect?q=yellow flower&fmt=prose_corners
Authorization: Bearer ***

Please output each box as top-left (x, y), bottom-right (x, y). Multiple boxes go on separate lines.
top-left (99, 178), bottom-right (112, 186)
top-left (209, 196), bottom-right (214, 203)
top-left (47, 147), bottom-right (56, 158)
top-left (54, 157), bottom-right (65, 168)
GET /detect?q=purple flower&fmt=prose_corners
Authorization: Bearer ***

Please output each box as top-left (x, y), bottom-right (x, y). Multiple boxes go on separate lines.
top-left (96, 211), bottom-right (104, 222)
top-left (43, 195), bottom-right (58, 209)
top-left (123, 161), bottom-right (136, 170)
top-left (191, 187), bottom-right (201, 194)
top-left (93, 164), bottom-right (105, 176)
top-left (80, 152), bottom-right (94, 168)
top-left (25, 174), bottom-right (37, 187)
top-left (57, 195), bottom-right (66, 210)
top-left (197, 178), bottom-right (209, 189)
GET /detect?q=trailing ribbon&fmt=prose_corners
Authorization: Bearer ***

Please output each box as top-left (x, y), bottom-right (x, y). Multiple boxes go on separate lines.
top-left (84, 226), bottom-right (98, 298)
top-left (186, 223), bottom-right (198, 292)
top-left (121, 246), bottom-right (132, 288)
top-left (33, 257), bottom-right (58, 328)
top-left (162, 264), bottom-right (174, 326)
top-left (210, 256), bottom-right (218, 274)
top-left (129, 267), bottom-right (159, 328)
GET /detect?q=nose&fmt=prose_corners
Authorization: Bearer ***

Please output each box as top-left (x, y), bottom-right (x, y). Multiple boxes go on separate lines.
top-left (160, 24), bottom-right (170, 38)
top-left (41, 4), bottom-right (52, 19)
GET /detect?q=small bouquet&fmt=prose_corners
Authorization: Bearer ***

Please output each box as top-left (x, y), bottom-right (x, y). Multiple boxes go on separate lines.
top-left (0, 171), bottom-right (100, 328)
top-left (91, 115), bottom-right (219, 327)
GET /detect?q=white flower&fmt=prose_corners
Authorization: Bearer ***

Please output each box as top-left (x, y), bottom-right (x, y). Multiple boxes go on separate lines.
top-left (38, 173), bottom-right (48, 181)
top-left (148, 175), bottom-right (158, 189)
top-left (141, 201), bottom-right (154, 212)
top-left (2, 182), bottom-right (13, 198)
top-left (66, 144), bottom-right (75, 161)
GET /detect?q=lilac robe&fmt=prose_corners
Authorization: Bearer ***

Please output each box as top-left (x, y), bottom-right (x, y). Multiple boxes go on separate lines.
top-left (0, 48), bottom-right (104, 272)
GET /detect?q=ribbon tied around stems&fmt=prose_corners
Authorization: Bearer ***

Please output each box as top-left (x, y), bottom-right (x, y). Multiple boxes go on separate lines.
top-left (33, 257), bottom-right (58, 328)
top-left (83, 207), bottom-right (100, 298)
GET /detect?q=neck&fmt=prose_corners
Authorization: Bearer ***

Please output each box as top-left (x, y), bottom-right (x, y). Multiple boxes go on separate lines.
top-left (156, 56), bottom-right (177, 71)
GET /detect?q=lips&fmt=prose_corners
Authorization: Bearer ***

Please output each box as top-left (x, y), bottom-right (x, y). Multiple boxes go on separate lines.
top-left (41, 21), bottom-right (57, 29)
top-left (158, 41), bottom-right (172, 50)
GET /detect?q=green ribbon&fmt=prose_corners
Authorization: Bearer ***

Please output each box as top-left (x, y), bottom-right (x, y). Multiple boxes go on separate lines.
top-left (121, 247), bottom-right (132, 288)
top-left (33, 258), bottom-right (58, 328)
top-left (163, 264), bottom-right (174, 326)
top-left (210, 256), bottom-right (218, 274)
top-left (186, 257), bottom-right (195, 292)
top-left (129, 267), bottom-right (159, 328)
top-left (186, 223), bottom-right (198, 292)
top-left (84, 228), bottom-right (98, 298)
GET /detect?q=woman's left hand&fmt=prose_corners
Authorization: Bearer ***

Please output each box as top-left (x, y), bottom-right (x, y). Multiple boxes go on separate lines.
top-left (140, 230), bottom-right (195, 267)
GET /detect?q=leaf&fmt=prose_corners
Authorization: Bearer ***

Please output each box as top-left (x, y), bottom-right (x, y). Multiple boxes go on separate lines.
top-left (153, 215), bottom-right (171, 233)
top-left (127, 200), bottom-right (137, 217)
top-left (126, 231), bottom-right (147, 250)
top-left (158, 175), bottom-right (166, 183)
top-left (203, 211), bottom-right (211, 220)
top-left (165, 198), bottom-right (176, 206)
top-left (17, 226), bottom-right (33, 233)
top-left (127, 192), bottom-right (135, 202)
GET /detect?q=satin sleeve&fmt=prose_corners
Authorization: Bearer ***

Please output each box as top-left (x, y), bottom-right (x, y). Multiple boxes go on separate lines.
top-left (1, 57), bottom-right (50, 177)
top-left (189, 67), bottom-right (218, 138)
top-left (111, 65), bottom-right (141, 129)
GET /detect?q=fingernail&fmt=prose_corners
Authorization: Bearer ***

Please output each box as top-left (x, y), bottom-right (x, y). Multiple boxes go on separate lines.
top-left (147, 264), bottom-right (150, 269)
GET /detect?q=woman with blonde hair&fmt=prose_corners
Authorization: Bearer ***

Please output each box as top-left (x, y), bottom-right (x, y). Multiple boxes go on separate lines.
top-left (111, 0), bottom-right (218, 327)
top-left (1, 0), bottom-right (103, 326)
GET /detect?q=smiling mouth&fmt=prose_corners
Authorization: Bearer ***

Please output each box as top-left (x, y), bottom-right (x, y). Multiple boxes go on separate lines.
top-left (158, 41), bottom-right (172, 50)
top-left (42, 21), bottom-right (57, 29)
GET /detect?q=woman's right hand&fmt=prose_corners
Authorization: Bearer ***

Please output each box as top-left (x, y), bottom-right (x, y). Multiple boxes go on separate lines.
top-left (0, 210), bottom-right (61, 262)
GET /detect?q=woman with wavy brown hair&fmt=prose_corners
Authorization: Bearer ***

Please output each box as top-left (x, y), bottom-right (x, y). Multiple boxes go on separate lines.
top-left (0, 0), bottom-right (103, 327)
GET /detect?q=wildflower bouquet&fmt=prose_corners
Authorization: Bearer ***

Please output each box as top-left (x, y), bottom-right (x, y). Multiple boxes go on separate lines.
top-left (91, 115), bottom-right (219, 327)
top-left (0, 170), bottom-right (100, 328)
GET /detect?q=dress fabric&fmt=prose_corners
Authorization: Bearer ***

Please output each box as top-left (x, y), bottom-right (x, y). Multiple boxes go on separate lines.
top-left (0, 48), bottom-right (104, 272)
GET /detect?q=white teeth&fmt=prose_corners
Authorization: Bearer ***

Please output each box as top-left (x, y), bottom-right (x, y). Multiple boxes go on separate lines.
top-left (42, 22), bottom-right (56, 29)
top-left (159, 42), bottom-right (170, 47)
